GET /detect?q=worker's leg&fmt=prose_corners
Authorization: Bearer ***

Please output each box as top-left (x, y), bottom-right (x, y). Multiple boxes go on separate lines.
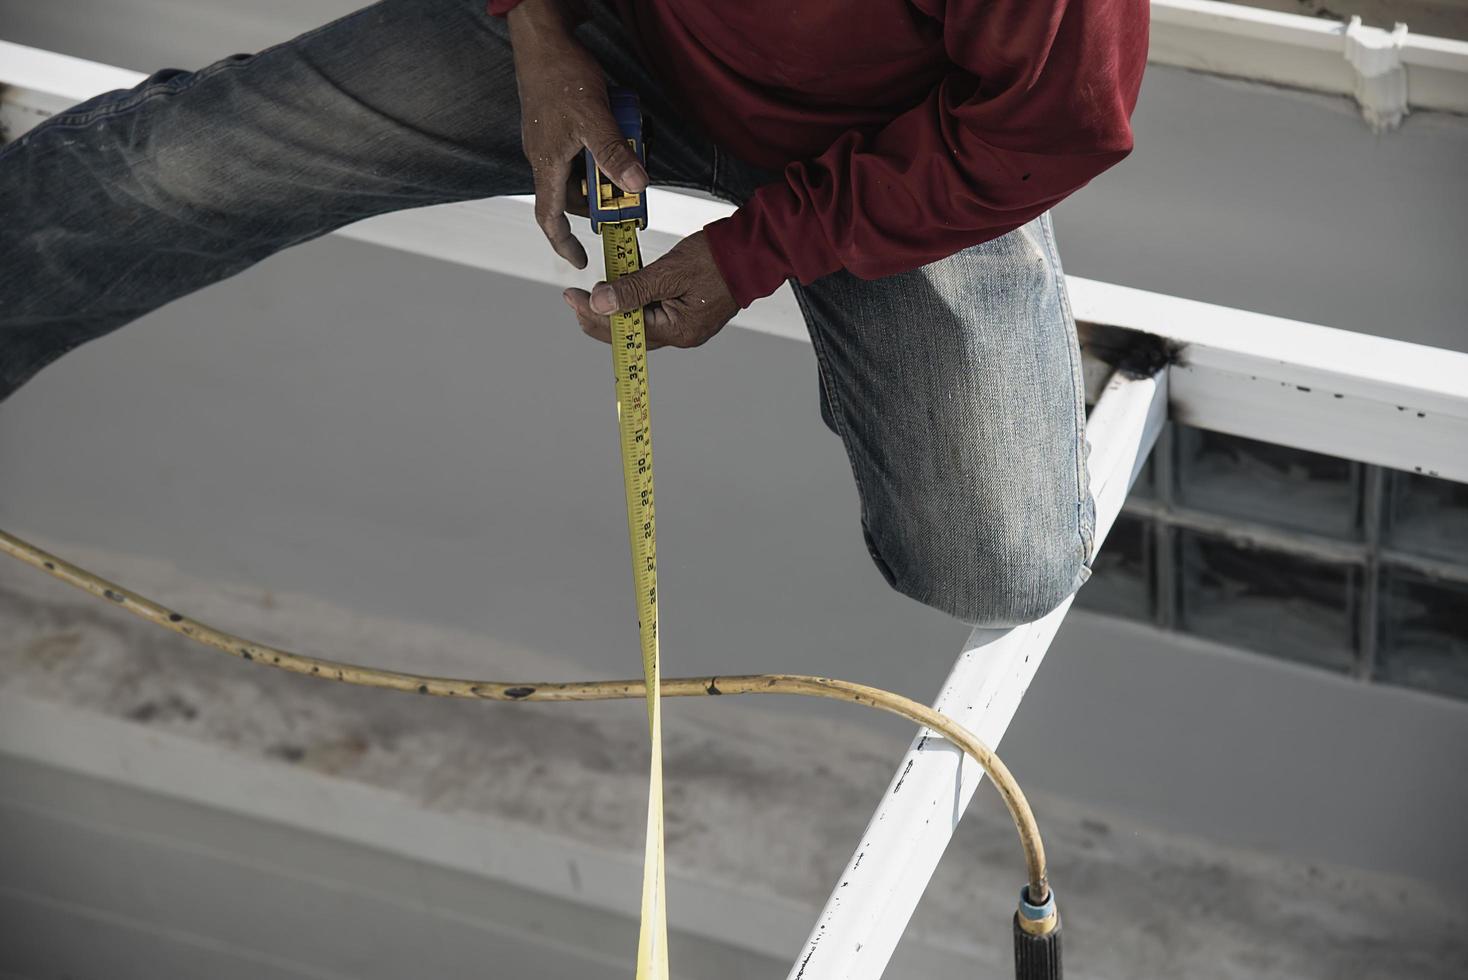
top-left (0, 0), bottom-right (714, 402)
top-left (791, 215), bottom-right (1096, 627)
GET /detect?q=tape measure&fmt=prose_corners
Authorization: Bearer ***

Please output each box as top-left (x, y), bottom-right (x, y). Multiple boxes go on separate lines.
top-left (586, 88), bottom-right (669, 980)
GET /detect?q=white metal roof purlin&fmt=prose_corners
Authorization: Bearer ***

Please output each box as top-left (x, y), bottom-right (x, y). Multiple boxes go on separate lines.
top-left (1068, 278), bottom-right (1468, 484)
top-left (785, 368), bottom-right (1168, 980)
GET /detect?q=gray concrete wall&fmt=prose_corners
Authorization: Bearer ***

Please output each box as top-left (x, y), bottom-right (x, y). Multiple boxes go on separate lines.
top-left (1056, 71), bottom-right (1468, 355)
top-left (3, 0), bottom-right (1467, 896)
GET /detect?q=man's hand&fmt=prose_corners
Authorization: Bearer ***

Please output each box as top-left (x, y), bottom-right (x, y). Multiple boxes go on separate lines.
top-left (507, 0), bottom-right (648, 269)
top-left (563, 231), bottom-right (739, 349)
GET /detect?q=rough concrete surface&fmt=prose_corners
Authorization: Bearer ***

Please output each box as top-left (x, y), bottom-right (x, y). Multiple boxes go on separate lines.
top-left (2, 542), bottom-right (1465, 979)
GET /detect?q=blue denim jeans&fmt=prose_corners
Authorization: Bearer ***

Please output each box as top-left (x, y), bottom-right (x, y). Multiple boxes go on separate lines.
top-left (0, 0), bottom-right (1094, 625)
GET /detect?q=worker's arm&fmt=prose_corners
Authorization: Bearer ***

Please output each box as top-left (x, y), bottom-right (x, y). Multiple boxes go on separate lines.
top-left (500, 0), bottom-right (648, 269)
top-left (574, 0), bottom-right (1146, 349)
top-left (704, 0), bottom-right (1149, 307)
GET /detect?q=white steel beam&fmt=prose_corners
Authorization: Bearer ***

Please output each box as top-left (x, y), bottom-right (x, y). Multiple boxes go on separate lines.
top-left (4, 38), bottom-right (1466, 480)
top-left (234, 197), bottom-right (1468, 487)
top-left (1071, 279), bottom-right (1468, 484)
top-left (786, 369), bottom-right (1167, 980)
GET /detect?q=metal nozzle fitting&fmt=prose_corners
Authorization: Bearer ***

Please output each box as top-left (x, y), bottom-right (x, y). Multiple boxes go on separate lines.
top-left (1016, 885), bottom-right (1059, 937)
top-left (1013, 886), bottom-right (1062, 979)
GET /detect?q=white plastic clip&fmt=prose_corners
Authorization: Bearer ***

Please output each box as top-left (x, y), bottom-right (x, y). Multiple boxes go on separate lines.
top-left (1344, 16), bottom-right (1409, 131)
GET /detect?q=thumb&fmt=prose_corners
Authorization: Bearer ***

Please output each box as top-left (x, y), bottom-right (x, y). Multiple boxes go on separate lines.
top-left (590, 268), bottom-right (663, 314)
top-left (582, 111), bottom-right (648, 194)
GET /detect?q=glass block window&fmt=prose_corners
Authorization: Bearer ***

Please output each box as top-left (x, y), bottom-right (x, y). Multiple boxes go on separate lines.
top-left (1377, 570), bottom-right (1468, 699)
top-left (1175, 530), bottom-right (1358, 672)
top-left (1174, 428), bottom-right (1363, 539)
top-left (1078, 422), bottom-right (1468, 701)
top-left (1384, 471), bottom-right (1468, 564)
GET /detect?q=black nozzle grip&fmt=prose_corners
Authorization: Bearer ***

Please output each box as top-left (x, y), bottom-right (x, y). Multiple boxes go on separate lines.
top-left (1013, 910), bottom-right (1062, 980)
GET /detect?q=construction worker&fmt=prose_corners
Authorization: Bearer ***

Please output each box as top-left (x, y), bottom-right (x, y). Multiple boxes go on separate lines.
top-left (0, 0), bottom-right (1147, 626)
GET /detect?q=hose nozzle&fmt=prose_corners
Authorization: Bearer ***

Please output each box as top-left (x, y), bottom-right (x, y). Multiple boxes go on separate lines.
top-left (1013, 885), bottom-right (1061, 979)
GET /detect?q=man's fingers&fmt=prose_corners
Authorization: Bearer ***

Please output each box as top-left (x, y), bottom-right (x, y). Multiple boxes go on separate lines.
top-left (566, 288), bottom-right (681, 348)
top-left (589, 268), bottom-right (667, 316)
top-left (533, 162), bottom-right (588, 269)
top-left (582, 111), bottom-right (648, 194)
top-left (564, 230), bottom-right (731, 353)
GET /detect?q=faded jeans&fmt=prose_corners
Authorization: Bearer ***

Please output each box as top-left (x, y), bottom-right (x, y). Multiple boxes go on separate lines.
top-left (0, 0), bottom-right (1095, 626)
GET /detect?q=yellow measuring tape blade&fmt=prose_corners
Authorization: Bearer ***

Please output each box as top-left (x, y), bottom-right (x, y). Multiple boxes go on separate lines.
top-left (603, 219), bottom-right (670, 980)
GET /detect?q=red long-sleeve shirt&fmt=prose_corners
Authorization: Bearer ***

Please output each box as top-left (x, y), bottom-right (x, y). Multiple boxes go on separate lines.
top-left (492, 0), bottom-right (1148, 308)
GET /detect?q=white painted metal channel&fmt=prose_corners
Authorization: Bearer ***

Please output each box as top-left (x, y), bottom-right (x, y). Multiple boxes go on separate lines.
top-left (786, 371), bottom-right (1168, 979)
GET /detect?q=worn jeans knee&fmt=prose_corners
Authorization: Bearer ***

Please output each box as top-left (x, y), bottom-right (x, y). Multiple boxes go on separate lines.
top-left (787, 212), bottom-right (1096, 628)
top-left (865, 494), bottom-right (1093, 628)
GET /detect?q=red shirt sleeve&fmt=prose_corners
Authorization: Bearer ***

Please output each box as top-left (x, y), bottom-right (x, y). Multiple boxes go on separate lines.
top-left (704, 0), bottom-right (1149, 308)
top-left (486, 0), bottom-right (524, 16)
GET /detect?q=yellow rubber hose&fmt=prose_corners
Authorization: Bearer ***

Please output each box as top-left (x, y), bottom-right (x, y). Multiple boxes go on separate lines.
top-left (0, 527), bottom-right (1050, 904)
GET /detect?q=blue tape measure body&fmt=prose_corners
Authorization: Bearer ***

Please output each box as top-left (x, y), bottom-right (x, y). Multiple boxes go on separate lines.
top-left (585, 86), bottom-right (649, 232)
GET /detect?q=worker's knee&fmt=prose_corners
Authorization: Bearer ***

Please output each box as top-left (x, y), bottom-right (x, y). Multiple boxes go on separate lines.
top-left (868, 507), bottom-right (1091, 628)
